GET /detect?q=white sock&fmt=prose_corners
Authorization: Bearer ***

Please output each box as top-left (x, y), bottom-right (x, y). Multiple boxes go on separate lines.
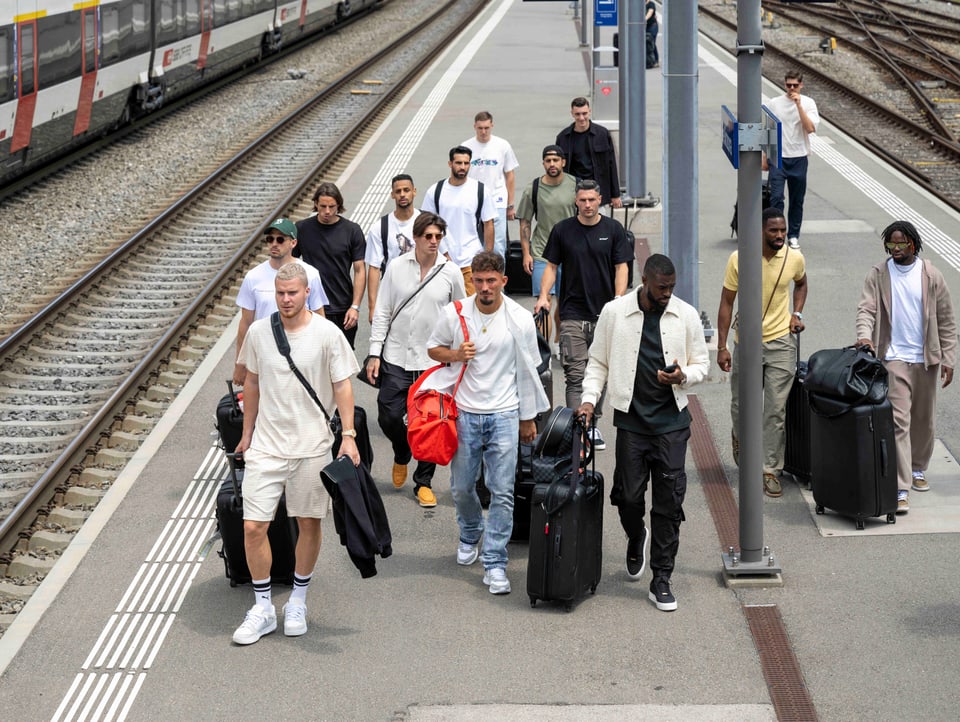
top-left (289, 573), bottom-right (311, 604)
top-left (252, 578), bottom-right (272, 611)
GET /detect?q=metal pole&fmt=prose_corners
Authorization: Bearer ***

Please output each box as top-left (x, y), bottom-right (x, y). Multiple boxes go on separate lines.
top-left (620, 0), bottom-right (645, 198)
top-left (736, 0), bottom-right (765, 566)
top-left (662, 0), bottom-right (699, 308)
top-left (581, 0), bottom-right (589, 47)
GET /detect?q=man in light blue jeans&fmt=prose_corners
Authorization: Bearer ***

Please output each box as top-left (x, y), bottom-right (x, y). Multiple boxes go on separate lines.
top-left (427, 252), bottom-right (549, 594)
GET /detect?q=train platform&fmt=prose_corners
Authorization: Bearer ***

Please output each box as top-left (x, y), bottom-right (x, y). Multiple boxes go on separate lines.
top-left (2, 0), bottom-right (960, 719)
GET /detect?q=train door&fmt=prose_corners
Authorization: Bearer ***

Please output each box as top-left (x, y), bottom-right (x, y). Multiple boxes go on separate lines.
top-left (73, 6), bottom-right (99, 136)
top-left (11, 7), bottom-right (38, 153)
top-left (197, 0), bottom-right (212, 70)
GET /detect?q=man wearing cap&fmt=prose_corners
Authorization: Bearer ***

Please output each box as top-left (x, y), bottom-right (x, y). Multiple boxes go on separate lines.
top-left (295, 181), bottom-right (367, 349)
top-left (516, 145), bottom-right (577, 350)
top-left (233, 219), bottom-right (329, 386)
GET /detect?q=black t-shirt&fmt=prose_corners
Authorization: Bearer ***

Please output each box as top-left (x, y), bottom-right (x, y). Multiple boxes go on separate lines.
top-left (542, 215), bottom-right (634, 321)
top-left (567, 130), bottom-right (593, 181)
top-left (294, 216), bottom-right (366, 313)
top-left (646, 1), bottom-right (658, 30)
top-left (614, 291), bottom-right (691, 434)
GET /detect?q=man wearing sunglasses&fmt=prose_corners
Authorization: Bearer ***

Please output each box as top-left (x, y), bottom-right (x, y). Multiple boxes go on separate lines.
top-left (233, 218), bottom-right (328, 387)
top-left (856, 220), bottom-right (956, 514)
top-left (765, 72), bottom-right (819, 250)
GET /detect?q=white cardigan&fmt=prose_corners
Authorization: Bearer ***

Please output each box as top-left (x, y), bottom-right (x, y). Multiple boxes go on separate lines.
top-left (581, 292), bottom-right (710, 414)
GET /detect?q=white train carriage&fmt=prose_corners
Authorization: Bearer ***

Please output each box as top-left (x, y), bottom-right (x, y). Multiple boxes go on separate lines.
top-left (0, 0), bottom-right (367, 186)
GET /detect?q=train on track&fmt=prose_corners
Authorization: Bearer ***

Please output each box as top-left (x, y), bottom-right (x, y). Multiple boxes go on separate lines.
top-left (1, 0), bottom-right (382, 186)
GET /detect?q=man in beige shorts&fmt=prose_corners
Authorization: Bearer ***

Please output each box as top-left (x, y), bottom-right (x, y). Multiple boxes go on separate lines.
top-left (233, 262), bottom-right (361, 645)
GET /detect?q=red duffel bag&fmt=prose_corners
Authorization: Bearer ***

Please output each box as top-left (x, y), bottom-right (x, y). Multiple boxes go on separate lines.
top-left (406, 301), bottom-right (468, 466)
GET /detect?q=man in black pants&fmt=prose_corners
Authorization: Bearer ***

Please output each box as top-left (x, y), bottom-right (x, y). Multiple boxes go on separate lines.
top-left (295, 181), bottom-right (366, 348)
top-left (577, 255), bottom-right (709, 612)
top-left (366, 213), bottom-right (465, 507)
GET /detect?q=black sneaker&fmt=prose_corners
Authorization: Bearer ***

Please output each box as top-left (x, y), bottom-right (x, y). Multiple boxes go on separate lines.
top-left (648, 577), bottom-right (678, 612)
top-left (626, 526), bottom-right (649, 581)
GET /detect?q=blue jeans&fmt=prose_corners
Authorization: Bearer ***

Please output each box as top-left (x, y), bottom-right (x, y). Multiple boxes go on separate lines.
top-left (450, 409), bottom-right (519, 570)
top-left (532, 259), bottom-right (561, 297)
top-left (768, 156), bottom-right (808, 239)
top-left (493, 208), bottom-right (507, 260)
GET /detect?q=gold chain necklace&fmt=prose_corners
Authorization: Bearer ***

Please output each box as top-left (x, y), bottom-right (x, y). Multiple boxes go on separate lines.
top-left (479, 305), bottom-right (502, 334)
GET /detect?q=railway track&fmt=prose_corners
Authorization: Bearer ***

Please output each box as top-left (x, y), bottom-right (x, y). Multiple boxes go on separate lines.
top-left (0, 0), bottom-right (487, 631)
top-left (699, 0), bottom-right (960, 210)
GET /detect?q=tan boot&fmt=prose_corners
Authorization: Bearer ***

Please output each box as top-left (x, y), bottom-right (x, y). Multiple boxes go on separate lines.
top-left (392, 463), bottom-right (407, 489)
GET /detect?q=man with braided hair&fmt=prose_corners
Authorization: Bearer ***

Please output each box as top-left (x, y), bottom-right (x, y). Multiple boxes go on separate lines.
top-left (856, 220), bottom-right (956, 514)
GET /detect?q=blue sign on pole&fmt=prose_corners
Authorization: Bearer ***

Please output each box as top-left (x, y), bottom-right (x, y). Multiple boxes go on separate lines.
top-left (595, 0), bottom-right (617, 27)
top-left (721, 105), bottom-right (739, 169)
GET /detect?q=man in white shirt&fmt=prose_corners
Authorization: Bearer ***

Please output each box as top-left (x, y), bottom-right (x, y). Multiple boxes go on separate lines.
top-left (233, 218), bottom-right (328, 386)
top-left (232, 263), bottom-right (360, 645)
top-left (462, 111), bottom-right (519, 260)
top-left (366, 212), bottom-right (465, 507)
top-left (426, 251), bottom-right (549, 595)
top-left (765, 72), bottom-right (820, 249)
top-left (364, 174), bottom-right (421, 322)
top-left (422, 146), bottom-right (497, 296)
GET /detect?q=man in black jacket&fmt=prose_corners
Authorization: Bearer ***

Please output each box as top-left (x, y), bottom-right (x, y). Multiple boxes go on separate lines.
top-left (555, 97), bottom-right (622, 211)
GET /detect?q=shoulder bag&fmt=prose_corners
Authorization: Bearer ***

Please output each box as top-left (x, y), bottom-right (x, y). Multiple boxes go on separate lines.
top-left (405, 300), bottom-right (469, 466)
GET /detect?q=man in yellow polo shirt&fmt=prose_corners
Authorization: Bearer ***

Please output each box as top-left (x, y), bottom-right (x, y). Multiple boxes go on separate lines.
top-left (716, 207), bottom-right (808, 497)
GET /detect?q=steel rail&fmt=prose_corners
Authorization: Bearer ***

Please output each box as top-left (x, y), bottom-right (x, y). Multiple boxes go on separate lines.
top-left (0, 0), bottom-right (480, 554)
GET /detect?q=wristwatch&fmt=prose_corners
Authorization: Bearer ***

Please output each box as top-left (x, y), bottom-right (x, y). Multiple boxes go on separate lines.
top-left (350, 304), bottom-right (360, 311)
top-left (341, 429), bottom-right (357, 438)
top-left (793, 312), bottom-right (803, 320)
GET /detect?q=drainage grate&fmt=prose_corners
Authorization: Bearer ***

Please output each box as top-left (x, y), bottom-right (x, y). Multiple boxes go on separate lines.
top-left (688, 395), bottom-right (739, 550)
top-left (743, 605), bottom-right (819, 721)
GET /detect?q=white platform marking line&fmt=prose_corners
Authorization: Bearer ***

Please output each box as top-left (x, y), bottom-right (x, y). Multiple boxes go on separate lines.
top-left (89, 672), bottom-right (123, 722)
top-left (92, 613), bottom-right (131, 668)
top-left (103, 672), bottom-right (136, 722)
top-left (76, 671), bottom-right (110, 722)
top-left (343, 0), bottom-right (515, 231)
top-left (129, 614), bottom-right (166, 670)
top-left (82, 613), bottom-right (120, 669)
top-left (51, 673), bottom-right (85, 722)
top-left (105, 612), bottom-right (142, 669)
top-left (699, 44), bottom-right (960, 273)
top-left (143, 519), bottom-right (176, 563)
top-left (61, 672), bottom-right (97, 722)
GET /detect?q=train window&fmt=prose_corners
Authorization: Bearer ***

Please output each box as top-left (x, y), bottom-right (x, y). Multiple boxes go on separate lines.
top-left (83, 11), bottom-right (96, 73)
top-left (240, 0), bottom-right (254, 17)
top-left (184, 0), bottom-right (200, 36)
top-left (0, 29), bottom-right (11, 101)
top-left (102, 6), bottom-right (120, 63)
top-left (225, 0), bottom-right (240, 23)
top-left (20, 24), bottom-right (35, 96)
top-left (130, 0), bottom-right (150, 54)
top-left (37, 11), bottom-right (82, 88)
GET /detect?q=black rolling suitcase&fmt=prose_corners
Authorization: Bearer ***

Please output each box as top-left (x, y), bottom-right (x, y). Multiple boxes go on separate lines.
top-left (504, 222), bottom-right (530, 296)
top-left (783, 337), bottom-right (811, 484)
top-left (809, 394), bottom-right (897, 530)
top-left (216, 380), bottom-right (244, 468)
top-left (216, 455), bottom-right (299, 586)
top-left (511, 441), bottom-right (536, 542)
top-left (527, 417), bottom-right (603, 610)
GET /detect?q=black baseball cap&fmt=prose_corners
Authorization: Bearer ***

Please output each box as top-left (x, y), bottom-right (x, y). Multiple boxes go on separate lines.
top-left (542, 144), bottom-right (565, 159)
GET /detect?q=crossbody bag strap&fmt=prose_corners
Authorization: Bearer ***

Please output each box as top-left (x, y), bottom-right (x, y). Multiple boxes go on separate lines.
top-left (270, 312), bottom-right (332, 424)
top-left (380, 263), bottom-right (447, 351)
top-left (451, 299), bottom-right (470, 396)
top-left (762, 246), bottom-right (790, 321)
top-left (379, 214), bottom-right (390, 275)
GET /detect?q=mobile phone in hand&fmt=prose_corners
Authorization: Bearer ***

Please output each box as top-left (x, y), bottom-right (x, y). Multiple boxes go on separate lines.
top-left (661, 363), bottom-right (678, 374)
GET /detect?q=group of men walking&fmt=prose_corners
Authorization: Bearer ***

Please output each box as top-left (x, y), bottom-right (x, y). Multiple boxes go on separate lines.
top-left (226, 92), bottom-right (956, 648)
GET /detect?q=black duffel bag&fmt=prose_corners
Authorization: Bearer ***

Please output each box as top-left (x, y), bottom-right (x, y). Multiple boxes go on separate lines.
top-left (804, 345), bottom-right (888, 406)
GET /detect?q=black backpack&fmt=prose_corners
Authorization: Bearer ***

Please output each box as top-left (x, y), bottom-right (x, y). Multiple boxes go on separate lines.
top-left (434, 179), bottom-right (485, 237)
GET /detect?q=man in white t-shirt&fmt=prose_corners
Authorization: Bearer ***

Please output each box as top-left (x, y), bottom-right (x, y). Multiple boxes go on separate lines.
top-left (232, 262), bottom-right (360, 645)
top-left (233, 218), bottom-right (328, 386)
top-left (462, 111), bottom-right (519, 260)
top-left (764, 71), bottom-right (820, 249)
top-left (426, 251), bottom-right (549, 595)
top-left (422, 146), bottom-right (497, 296)
top-left (364, 173), bottom-right (421, 322)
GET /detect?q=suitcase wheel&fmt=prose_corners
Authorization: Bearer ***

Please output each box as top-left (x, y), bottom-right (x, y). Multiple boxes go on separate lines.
top-left (590, 583), bottom-right (598, 594)
top-left (529, 596), bottom-right (537, 608)
top-left (815, 504), bottom-right (824, 515)
top-left (855, 517), bottom-right (865, 531)
top-left (563, 602), bottom-right (573, 613)
top-left (886, 513), bottom-right (896, 524)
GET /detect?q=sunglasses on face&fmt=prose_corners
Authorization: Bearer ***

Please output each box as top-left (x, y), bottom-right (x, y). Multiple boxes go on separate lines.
top-left (885, 241), bottom-right (912, 251)
top-left (785, 82), bottom-right (801, 89)
top-left (264, 235), bottom-right (287, 244)
top-left (421, 233), bottom-right (443, 240)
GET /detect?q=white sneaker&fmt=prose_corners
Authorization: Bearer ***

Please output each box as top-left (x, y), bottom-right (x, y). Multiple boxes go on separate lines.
top-left (283, 600), bottom-right (307, 637)
top-left (457, 541), bottom-right (479, 566)
top-left (232, 603), bottom-right (277, 645)
top-left (788, 237), bottom-right (800, 249)
top-left (589, 427), bottom-right (606, 451)
top-left (483, 567), bottom-right (512, 594)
